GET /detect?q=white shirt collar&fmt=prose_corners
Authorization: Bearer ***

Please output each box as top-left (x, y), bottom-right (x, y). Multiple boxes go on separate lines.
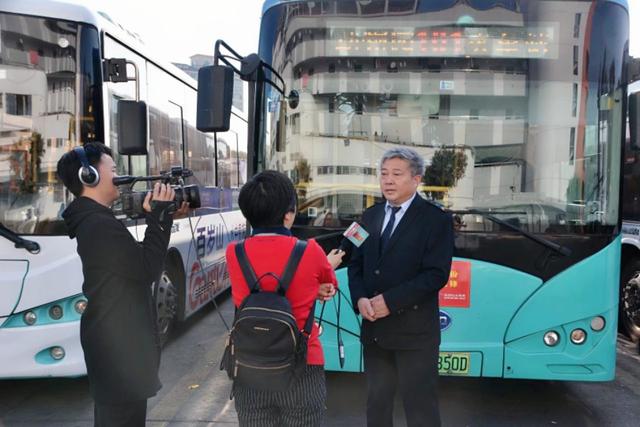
top-left (386, 192), bottom-right (417, 214)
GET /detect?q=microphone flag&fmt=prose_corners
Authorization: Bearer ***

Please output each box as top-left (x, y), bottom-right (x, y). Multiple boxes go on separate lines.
top-left (343, 222), bottom-right (369, 247)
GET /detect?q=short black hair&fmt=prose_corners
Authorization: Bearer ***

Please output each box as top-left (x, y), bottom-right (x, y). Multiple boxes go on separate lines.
top-left (238, 170), bottom-right (297, 228)
top-left (56, 142), bottom-right (113, 197)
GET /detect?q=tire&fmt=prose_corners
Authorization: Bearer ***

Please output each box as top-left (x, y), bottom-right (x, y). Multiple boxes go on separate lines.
top-left (154, 270), bottom-right (178, 347)
top-left (620, 259), bottom-right (640, 343)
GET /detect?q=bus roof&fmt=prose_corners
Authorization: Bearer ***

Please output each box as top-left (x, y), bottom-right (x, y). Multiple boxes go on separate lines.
top-left (0, 0), bottom-right (198, 89)
top-left (261, 0), bottom-right (630, 16)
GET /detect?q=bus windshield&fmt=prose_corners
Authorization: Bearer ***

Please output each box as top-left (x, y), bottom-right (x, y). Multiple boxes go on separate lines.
top-left (258, 0), bottom-right (627, 235)
top-left (0, 13), bottom-right (102, 235)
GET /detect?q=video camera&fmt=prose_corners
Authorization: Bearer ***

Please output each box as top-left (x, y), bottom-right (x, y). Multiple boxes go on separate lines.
top-left (112, 166), bottom-right (201, 219)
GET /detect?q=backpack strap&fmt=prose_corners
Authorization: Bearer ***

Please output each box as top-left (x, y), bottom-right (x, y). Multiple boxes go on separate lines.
top-left (279, 240), bottom-right (315, 336)
top-left (277, 240), bottom-right (307, 296)
top-left (235, 241), bottom-right (260, 293)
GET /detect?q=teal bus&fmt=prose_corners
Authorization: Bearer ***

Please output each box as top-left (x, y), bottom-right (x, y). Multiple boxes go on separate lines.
top-left (199, 0), bottom-right (639, 381)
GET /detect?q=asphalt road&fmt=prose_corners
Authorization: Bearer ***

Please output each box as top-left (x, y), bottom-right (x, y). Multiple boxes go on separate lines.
top-left (1, 293), bottom-right (639, 427)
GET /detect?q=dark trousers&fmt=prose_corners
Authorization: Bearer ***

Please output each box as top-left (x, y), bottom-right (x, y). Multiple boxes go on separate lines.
top-left (363, 342), bottom-right (441, 427)
top-left (94, 399), bottom-right (147, 427)
top-left (234, 365), bottom-right (326, 427)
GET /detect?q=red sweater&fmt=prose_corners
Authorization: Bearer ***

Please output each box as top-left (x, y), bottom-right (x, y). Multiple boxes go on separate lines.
top-left (226, 235), bottom-right (337, 365)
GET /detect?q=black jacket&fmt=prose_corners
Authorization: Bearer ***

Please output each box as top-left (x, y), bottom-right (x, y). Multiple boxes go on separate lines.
top-left (348, 195), bottom-right (454, 350)
top-left (63, 197), bottom-right (172, 403)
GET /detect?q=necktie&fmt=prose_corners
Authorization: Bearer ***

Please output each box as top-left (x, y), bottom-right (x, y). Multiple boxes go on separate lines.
top-left (380, 206), bottom-right (401, 253)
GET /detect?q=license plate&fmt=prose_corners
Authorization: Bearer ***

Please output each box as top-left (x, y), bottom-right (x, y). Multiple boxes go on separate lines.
top-left (438, 352), bottom-right (470, 375)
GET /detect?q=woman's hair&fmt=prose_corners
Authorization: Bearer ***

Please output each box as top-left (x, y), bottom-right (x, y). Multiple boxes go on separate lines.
top-left (238, 170), bottom-right (297, 228)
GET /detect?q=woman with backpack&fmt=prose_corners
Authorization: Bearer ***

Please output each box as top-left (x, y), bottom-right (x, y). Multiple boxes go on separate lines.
top-left (225, 170), bottom-right (344, 427)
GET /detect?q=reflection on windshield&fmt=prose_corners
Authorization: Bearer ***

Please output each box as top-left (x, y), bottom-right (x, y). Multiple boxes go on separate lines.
top-left (261, 0), bottom-right (626, 234)
top-left (0, 14), bottom-right (96, 235)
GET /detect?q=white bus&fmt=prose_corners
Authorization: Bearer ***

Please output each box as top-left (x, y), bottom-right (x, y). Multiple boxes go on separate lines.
top-left (0, 0), bottom-right (247, 378)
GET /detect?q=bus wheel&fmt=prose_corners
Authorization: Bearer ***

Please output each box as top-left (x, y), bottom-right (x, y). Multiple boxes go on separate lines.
top-left (155, 270), bottom-right (178, 347)
top-left (620, 260), bottom-right (640, 343)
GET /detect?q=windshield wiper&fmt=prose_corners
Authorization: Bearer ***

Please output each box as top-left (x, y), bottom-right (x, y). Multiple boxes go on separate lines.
top-left (451, 209), bottom-right (571, 256)
top-left (0, 222), bottom-right (41, 254)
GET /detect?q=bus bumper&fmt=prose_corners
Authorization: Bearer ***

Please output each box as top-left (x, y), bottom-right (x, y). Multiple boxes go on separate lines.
top-left (0, 320), bottom-right (86, 378)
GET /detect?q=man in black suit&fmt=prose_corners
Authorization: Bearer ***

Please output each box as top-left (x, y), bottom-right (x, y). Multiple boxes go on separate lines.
top-left (348, 147), bottom-right (454, 427)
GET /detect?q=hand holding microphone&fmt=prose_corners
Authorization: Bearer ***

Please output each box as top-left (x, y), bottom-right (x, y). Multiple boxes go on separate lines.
top-left (327, 248), bottom-right (345, 269)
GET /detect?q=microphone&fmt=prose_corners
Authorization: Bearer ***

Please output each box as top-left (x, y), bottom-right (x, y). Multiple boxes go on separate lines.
top-left (338, 236), bottom-right (351, 252)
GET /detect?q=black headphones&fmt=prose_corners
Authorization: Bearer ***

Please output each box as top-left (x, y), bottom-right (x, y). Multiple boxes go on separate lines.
top-left (73, 146), bottom-right (100, 187)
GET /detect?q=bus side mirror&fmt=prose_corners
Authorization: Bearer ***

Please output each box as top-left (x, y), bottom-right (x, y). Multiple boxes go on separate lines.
top-left (197, 65), bottom-right (234, 132)
top-left (630, 92), bottom-right (640, 150)
top-left (118, 100), bottom-right (148, 155)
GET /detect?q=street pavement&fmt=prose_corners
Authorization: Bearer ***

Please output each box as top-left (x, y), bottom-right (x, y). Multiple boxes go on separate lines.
top-left (1, 293), bottom-right (639, 427)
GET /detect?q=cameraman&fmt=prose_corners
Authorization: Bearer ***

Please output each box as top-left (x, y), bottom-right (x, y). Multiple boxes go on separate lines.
top-left (57, 142), bottom-right (185, 427)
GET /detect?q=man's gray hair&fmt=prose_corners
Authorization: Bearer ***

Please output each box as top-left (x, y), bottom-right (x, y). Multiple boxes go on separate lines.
top-left (379, 147), bottom-right (425, 177)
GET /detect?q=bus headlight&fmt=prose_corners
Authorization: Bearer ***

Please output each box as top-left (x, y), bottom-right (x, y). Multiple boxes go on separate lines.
top-left (50, 347), bottom-right (65, 360)
top-left (49, 305), bottom-right (63, 320)
top-left (23, 311), bottom-right (37, 326)
top-left (590, 316), bottom-right (606, 332)
top-left (543, 331), bottom-right (560, 346)
top-left (570, 328), bottom-right (587, 345)
top-left (1, 294), bottom-right (86, 329)
top-left (74, 299), bottom-right (87, 314)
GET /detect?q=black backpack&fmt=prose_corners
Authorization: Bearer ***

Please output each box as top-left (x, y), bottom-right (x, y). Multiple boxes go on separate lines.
top-left (221, 239), bottom-right (314, 392)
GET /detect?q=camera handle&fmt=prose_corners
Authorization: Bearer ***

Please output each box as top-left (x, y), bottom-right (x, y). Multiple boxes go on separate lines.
top-left (112, 175), bottom-right (167, 193)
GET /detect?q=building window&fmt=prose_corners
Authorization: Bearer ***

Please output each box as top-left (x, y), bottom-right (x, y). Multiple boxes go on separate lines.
top-left (317, 165), bottom-right (376, 176)
top-left (291, 113), bottom-right (300, 135)
top-left (573, 46), bottom-right (579, 76)
top-left (573, 13), bottom-right (581, 38)
top-left (6, 93), bottom-right (32, 116)
top-left (572, 83), bottom-right (578, 117)
top-left (569, 127), bottom-right (576, 165)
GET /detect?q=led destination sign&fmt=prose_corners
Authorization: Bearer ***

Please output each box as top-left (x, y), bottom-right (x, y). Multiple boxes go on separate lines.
top-left (330, 25), bottom-right (558, 59)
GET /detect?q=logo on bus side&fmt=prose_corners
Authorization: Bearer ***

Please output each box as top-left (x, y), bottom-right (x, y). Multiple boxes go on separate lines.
top-left (439, 311), bottom-right (452, 331)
